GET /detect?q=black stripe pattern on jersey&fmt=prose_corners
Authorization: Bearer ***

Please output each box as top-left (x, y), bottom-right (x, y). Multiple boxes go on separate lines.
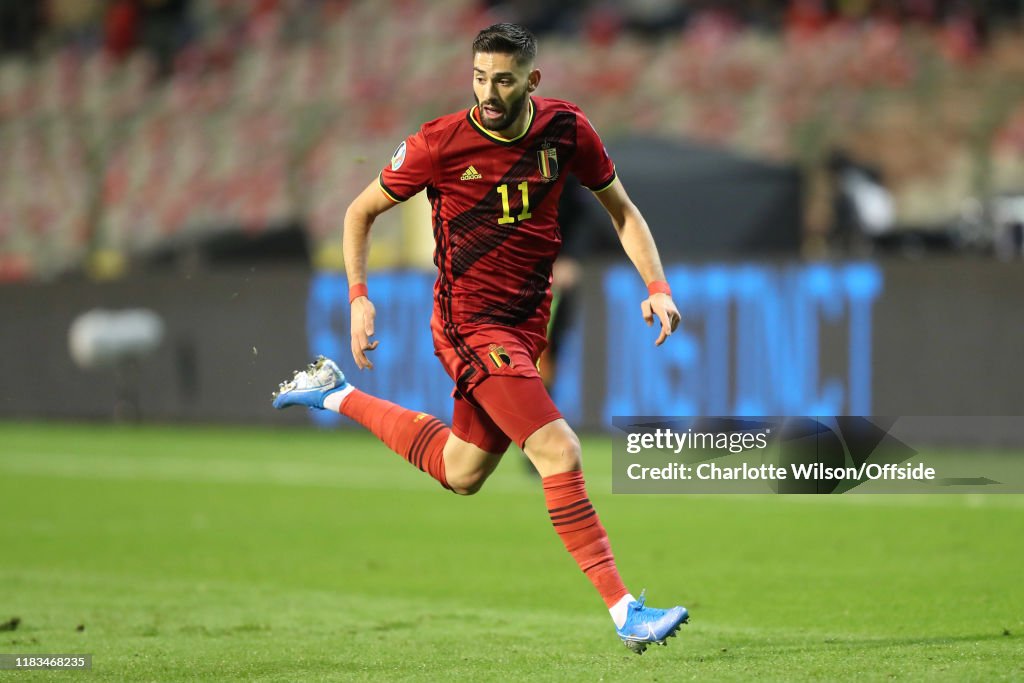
top-left (448, 111), bottom-right (579, 280)
top-left (468, 259), bottom-right (552, 327)
top-left (430, 187), bottom-right (488, 382)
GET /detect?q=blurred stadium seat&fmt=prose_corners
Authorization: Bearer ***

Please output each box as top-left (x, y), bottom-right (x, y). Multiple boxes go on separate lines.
top-left (1, 1), bottom-right (1023, 279)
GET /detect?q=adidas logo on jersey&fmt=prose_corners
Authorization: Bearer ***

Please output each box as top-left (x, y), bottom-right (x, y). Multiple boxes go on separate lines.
top-left (460, 165), bottom-right (482, 181)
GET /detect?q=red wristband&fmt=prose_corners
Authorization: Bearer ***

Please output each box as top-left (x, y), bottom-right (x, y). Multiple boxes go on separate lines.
top-left (647, 280), bottom-right (672, 297)
top-left (349, 283), bottom-right (368, 303)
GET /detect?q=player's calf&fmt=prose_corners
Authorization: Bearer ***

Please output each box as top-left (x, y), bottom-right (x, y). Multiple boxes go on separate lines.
top-left (272, 356), bottom-right (453, 491)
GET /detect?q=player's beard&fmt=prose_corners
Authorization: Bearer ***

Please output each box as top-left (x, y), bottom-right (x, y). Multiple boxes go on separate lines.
top-left (476, 89), bottom-right (529, 133)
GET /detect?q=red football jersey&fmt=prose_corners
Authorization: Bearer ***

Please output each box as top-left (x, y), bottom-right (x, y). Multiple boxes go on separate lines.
top-left (378, 96), bottom-right (616, 380)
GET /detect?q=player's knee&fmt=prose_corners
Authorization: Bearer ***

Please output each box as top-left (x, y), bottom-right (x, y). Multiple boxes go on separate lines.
top-left (447, 470), bottom-right (487, 496)
top-left (527, 426), bottom-right (582, 474)
top-left (554, 432), bottom-right (583, 471)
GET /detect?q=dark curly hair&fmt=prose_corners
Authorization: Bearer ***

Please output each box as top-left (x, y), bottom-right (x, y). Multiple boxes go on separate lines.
top-left (472, 23), bottom-right (537, 66)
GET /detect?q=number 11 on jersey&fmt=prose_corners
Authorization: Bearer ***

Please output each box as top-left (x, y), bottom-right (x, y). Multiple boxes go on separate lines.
top-left (497, 181), bottom-right (532, 225)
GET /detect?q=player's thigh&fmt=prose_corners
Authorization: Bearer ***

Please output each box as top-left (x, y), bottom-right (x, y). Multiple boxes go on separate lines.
top-left (469, 374), bottom-right (564, 450)
top-left (445, 393), bottom-right (510, 481)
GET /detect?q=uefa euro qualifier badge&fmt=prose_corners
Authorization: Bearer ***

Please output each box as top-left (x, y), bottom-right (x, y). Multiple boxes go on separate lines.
top-left (391, 141), bottom-right (407, 171)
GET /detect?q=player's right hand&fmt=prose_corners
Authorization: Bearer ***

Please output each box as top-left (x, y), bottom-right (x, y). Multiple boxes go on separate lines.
top-left (350, 296), bottom-right (379, 370)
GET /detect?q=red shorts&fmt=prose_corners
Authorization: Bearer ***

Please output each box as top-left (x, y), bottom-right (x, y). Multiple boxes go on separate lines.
top-left (435, 326), bottom-right (563, 452)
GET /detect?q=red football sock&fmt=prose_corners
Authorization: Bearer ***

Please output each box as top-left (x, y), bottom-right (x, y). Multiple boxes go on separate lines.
top-left (338, 389), bottom-right (451, 491)
top-left (542, 471), bottom-right (629, 607)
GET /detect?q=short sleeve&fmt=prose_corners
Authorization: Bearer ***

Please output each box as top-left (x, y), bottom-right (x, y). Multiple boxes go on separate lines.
top-left (378, 130), bottom-right (433, 203)
top-left (569, 112), bottom-right (616, 193)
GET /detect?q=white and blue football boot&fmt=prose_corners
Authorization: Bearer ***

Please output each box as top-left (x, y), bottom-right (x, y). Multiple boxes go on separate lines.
top-left (616, 591), bottom-right (689, 654)
top-left (271, 356), bottom-right (349, 410)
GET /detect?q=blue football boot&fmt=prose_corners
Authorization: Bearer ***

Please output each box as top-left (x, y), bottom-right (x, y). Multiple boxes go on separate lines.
top-left (616, 590), bottom-right (689, 654)
top-left (271, 356), bottom-right (349, 410)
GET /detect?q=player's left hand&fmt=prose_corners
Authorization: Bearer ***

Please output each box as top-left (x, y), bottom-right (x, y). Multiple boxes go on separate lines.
top-left (642, 293), bottom-right (681, 346)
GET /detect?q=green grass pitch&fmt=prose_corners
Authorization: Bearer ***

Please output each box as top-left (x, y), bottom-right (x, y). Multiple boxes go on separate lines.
top-left (1, 422), bottom-right (1022, 681)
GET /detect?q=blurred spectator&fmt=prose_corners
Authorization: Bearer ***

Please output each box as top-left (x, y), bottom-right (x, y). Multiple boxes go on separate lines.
top-left (903, 0), bottom-right (939, 24)
top-left (786, 0), bottom-right (830, 37)
top-left (482, 0), bottom-right (583, 35)
top-left (1, 0), bottom-right (1023, 281)
top-left (539, 181), bottom-right (591, 385)
top-left (619, 0), bottom-right (689, 36)
top-left (47, 0), bottom-right (104, 52)
top-left (105, 0), bottom-right (140, 60)
top-left (140, 0), bottom-right (193, 77)
top-left (0, 0), bottom-right (44, 55)
top-left (938, 1), bottom-right (987, 65)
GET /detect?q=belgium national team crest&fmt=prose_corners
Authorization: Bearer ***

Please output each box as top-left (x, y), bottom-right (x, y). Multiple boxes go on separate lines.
top-left (537, 143), bottom-right (558, 181)
top-left (487, 344), bottom-right (513, 369)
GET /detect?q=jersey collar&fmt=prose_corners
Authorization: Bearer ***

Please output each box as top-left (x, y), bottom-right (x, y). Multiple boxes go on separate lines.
top-left (467, 98), bottom-right (535, 146)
